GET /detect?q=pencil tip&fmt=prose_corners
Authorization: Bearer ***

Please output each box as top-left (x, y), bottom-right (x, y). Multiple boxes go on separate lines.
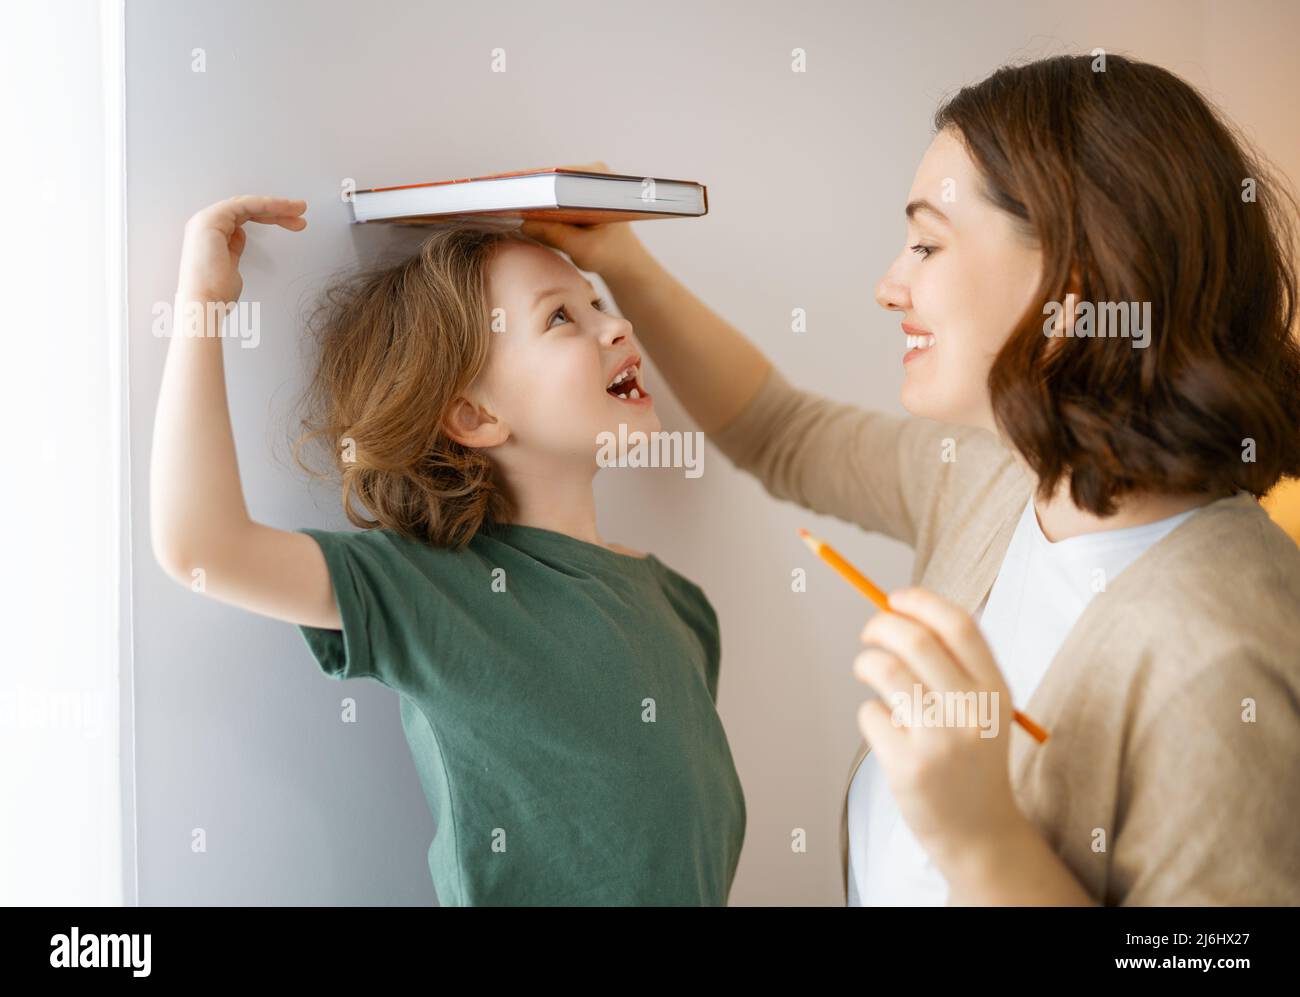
top-left (797, 528), bottom-right (810, 539)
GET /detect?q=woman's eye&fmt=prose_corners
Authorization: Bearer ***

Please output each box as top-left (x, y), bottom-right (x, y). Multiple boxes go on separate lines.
top-left (909, 243), bottom-right (936, 260)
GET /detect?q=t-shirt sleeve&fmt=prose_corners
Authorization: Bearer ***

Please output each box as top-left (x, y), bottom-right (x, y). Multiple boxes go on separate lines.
top-left (657, 568), bottom-right (723, 700)
top-left (295, 526), bottom-right (400, 687)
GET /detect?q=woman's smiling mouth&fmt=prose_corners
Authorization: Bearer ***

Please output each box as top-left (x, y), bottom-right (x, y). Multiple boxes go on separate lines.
top-left (902, 323), bottom-right (936, 365)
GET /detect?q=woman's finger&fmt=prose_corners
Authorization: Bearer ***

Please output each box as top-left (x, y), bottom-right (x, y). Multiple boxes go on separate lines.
top-left (520, 219), bottom-right (573, 244)
top-left (857, 697), bottom-right (907, 755)
top-left (853, 644), bottom-right (925, 731)
top-left (860, 608), bottom-right (970, 695)
top-left (887, 588), bottom-right (1002, 689)
top-left (521, 218), bottom-right (598, 256)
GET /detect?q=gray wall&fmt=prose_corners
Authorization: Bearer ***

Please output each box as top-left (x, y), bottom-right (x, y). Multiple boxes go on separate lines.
top-left (126, 0), bottom-right (1300, 904)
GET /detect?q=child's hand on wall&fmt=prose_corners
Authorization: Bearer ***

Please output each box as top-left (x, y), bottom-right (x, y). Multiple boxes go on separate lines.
top-left (177, 194), bottom-right (307, 302)
top-left (521, 162), bottom-right (650, 279)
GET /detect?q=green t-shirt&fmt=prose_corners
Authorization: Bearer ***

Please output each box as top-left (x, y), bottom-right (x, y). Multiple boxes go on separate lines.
top-left (295, 521), bottom-right (746, 905)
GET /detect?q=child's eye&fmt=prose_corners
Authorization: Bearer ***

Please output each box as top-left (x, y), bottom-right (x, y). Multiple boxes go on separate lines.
top-left (909, 243), bottom-right (936, 260)
top-left (547, 298), bottom-right (609, 330)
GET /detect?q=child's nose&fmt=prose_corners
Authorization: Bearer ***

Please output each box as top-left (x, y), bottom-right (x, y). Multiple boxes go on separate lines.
top-left (600, 314), bottom-right (634, 344)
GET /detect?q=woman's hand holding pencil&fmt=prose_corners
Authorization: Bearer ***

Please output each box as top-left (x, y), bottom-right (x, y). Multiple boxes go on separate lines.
top-left (798, 529), bottom-right (1048, 741)
top-left (799, 528), bottom-right (1049, 887)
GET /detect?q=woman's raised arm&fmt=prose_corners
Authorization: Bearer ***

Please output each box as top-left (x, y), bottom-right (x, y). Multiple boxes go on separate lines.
top-left (523, 191), bottom-right (966, 548)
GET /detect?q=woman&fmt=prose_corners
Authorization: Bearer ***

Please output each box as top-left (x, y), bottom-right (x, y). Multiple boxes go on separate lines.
top-left (523, 52), bottom-right (1300, 904)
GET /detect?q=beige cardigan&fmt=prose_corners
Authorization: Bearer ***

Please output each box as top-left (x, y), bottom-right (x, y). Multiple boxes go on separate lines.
top-left (710, 364), bottom-right (1300, 905)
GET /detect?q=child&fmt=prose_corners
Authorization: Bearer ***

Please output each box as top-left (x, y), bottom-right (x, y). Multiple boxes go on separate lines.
top-left (151, 195), bottom-right (745, 905)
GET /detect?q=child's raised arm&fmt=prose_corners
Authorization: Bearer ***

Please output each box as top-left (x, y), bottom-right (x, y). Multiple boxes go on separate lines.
top-left (150, 195), bottom-right (340, 630)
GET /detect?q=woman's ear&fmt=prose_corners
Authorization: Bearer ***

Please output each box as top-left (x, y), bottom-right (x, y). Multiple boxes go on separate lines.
top-left (1041, 265), bottom-right (1082, 358)
top-left (1067, 264), bottom-right (1082, 296)
top-left (1052, 265), bottom-right (1085, 339)
top-left (442, 395), bottom-right (508, 449)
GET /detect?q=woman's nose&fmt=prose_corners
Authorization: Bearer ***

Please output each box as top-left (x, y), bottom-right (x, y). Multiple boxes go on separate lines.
top-left (875, 270), bottom-right (909, 312)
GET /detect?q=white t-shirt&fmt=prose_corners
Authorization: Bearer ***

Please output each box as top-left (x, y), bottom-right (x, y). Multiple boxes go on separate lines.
top-left (846, 494), bottom-right (1199, 906)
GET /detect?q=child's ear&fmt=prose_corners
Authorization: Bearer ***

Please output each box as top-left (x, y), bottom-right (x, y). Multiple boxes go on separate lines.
top-left (442, 395), bottom-right (508, 449)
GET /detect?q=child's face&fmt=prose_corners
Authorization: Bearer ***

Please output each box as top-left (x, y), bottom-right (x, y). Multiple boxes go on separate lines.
top-left (473, 239), bottom-right (661, 465)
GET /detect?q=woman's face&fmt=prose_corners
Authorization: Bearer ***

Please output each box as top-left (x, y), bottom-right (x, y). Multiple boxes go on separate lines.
top-left (472, 239), bottom-right (660, 468)
top-left (875, 128), bottom-right (1043, 431)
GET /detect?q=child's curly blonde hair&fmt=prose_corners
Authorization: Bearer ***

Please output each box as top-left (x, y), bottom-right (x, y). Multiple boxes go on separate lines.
top-left (293, 225), bottom-right (544, 549)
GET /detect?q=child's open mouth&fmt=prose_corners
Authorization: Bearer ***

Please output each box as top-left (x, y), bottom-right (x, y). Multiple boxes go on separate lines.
top-left (605, 361), bottom-right (651, 405)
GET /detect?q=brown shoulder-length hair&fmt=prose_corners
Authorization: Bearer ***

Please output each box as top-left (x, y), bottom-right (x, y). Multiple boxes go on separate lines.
top-left (293, 225), bottom-right (543, 549)
top-left (935, 53), bottom-right (1300, 515)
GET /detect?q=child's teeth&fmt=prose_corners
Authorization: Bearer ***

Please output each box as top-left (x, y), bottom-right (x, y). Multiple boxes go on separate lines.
top-left (608, 365), bottom-right (639, 388)
top-left (629, 388), bottom-right (640, 399)
top-left (617, 392), bottom-right (628, 399)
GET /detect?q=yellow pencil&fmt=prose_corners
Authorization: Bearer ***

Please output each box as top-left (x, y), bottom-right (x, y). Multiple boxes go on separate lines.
top-left (799, 528), bottom-right (1050, 744)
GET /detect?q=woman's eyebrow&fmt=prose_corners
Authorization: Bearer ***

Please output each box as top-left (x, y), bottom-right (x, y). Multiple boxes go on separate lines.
top-left (531, 280), bottom-right (597, 313)
top-left (905, 199), bottom-right (951, 226)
